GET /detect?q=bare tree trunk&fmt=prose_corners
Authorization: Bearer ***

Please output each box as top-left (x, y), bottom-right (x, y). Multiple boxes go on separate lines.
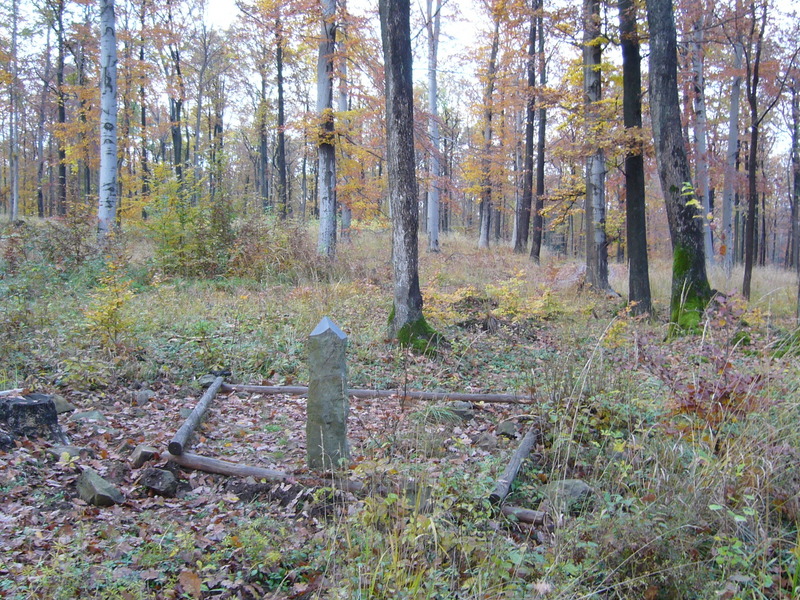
top-left (584, 0), bottom-right (610, 291)
top-left (380, 0), bottom-right (432, 345)
top-left (646, 0), bottom-right (711, 330)
top-left (9, 0), bottom-right (19, 221)
top-left (479, 16), bottom-right (500, 250)
top-left (426, 0), bottom-right (442, 252)
top-left (338, 2), bottom-right (351, 239)
top-left (36, 28), bottom-right (52, 218)
top-left (276, 19), bottom-right (289, 219)
top-left (742, 2), bottom-right (767, 300)
top-left (531, 7), bottom-right (547, 261)
top-left (515, 1), bottom-right (536, 254)
top-left (692, 15), bottom-right (714, 266)
top-left (721, 40), bottom-right (743, 277)
top-left (791, 72), bottom-right (799, 276)
top-left (98, 0), bottom-right (119, 239)
top-left (317, 0), bottom-right (337, 257)
top-left (53, 0), bottom-right (68, 216)
top-left (620, 0), bottom-right (652, 314)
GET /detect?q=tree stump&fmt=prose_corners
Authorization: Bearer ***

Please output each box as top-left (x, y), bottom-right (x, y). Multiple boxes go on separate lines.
top-left (306, 317), bottom-right (350, 470)
top-left (0, 394), bottom-right (68, 448)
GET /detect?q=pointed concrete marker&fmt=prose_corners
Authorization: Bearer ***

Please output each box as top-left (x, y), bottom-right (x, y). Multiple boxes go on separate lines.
top-left (307, 317), bottom-right (350, 471)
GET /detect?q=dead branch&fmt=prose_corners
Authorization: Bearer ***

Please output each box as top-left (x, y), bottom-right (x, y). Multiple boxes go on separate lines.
top-left (221, 383), bottom-right (533, 405)
top-left (168, 376), bottom-right (224, 455)
top-left (489, 426), bottom-right (539, 505)
top-left (168, 451), bottom-right (291, 481)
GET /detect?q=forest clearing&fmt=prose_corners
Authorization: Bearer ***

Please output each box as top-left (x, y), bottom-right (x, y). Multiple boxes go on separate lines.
top-left (1, 225), bottom-right (799, 599)
top-left (2, 0), bottom-right (800, 597)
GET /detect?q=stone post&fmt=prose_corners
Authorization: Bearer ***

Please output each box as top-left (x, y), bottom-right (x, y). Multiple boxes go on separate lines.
top-left (306, 317), bottom-right (350, 470)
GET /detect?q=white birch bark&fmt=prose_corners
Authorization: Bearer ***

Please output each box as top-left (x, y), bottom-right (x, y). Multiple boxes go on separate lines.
top-left (426, 0), bottom-right (441, 252)
top-left (317, 0), bottom-right (337, 257)
top-left (98, 0), bottom-right (118, 238)
top-left (721, 41), bottom-right (743, 277)
top-left (692, 15), bottom-right (713, 266)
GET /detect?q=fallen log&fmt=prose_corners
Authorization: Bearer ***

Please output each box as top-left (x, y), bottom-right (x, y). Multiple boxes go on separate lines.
top-left (500, 505), bottom-right (547, 525)
top-left (0, 388), bottom-right (25, 398)
top-left (168, 376), bottom-right (224, 455)
top-left (168, 451), bottom-right (291, 481)
top-left (221, 383), bottom-right (532, 405)
top-left (489, 426), bottom-right (539, 505)
top-left (168, 451), bottom-right (370, 495)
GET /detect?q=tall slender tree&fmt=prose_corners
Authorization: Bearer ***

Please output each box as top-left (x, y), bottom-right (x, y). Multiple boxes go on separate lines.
top-left (583, 0), bottom-right (610, 291)
top-left (426, 0), bottom-right (442, 253)
top-left (317, 0), bottom-right (337, 257)
top-left (530, 3), bottom-right (546, 262)
top-left (380, 0), bottom-right (434, 345)
top-left (478, 13), bottom-right (500, 250)
top-left (9, 0), bottom-right (20, 221)
top-left (647, 0), bottom-right (711, 330)
top-left (691, 11), bottom-right (713, 266)
top-left (720, 36), bottom-right (743, 277)
top-left (514, 0), bottom-right (536, 255)
top-left (98, 0), bottom-right (119, 238)
top-left (619, 0), bottom-right (651, 314)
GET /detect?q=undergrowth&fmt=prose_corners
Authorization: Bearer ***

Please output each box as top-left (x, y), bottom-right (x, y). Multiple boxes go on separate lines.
top-left (1, 225), bottom-right (799, 598)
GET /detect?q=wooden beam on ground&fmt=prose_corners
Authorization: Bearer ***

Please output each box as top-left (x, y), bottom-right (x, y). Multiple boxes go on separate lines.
top-left (221, 383), bottom-right (532, 405)
top-left (489, 426), bottom-right (539, 505)
top-left (169, 376), bottom-right (224, 455)
top-left (168, 451), bottom-right (291, 481)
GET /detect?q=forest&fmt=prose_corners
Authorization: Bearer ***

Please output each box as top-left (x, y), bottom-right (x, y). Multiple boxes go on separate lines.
top-left (1, 0), bottom-right (800, 598)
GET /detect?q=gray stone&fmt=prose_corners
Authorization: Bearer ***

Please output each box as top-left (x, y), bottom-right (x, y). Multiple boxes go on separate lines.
top-left (198, 374), bottom-right (217, 388)
top-left (306, 317), bottom-right (350, 470)
top-left (51, 395), bottom-right (77, 414)
top-left (450, 401), bottom-right (475, 421)
top-left (140, 468), bottom-right (178, 497)
top-left (133, 390), bottom-right (155, 406)
top-left (540, 479), bottom-right (594, 515)
top-left (474, 432), bottom-right (498, 450)
top-left (71, 410), bottom-right (107, 424)
top-left (130, 444), bottom-right (158, 468)
top-left (496, 420), bottom-right (520, 438)
top-left (77, 468), bottom-right (124, 506)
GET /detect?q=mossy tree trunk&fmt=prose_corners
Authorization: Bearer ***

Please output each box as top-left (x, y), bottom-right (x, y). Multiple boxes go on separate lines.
top-left (380, 0), bottom-right (433, 348)
top-left (646, 0), bottom-right (711, 330)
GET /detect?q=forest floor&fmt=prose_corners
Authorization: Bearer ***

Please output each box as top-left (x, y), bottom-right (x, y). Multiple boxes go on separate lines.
top-left (1, 222), bottom-right (799, 599)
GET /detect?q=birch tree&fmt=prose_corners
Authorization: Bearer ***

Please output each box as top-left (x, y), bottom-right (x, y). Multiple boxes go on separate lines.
top-left (317, 0), bottom-right (337, 257)
top-left (98, 0), bottom-right (119, 238)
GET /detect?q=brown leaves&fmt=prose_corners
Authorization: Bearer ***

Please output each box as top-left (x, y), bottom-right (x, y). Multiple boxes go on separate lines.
top-left (178, 569), bottom-right (203, 598)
